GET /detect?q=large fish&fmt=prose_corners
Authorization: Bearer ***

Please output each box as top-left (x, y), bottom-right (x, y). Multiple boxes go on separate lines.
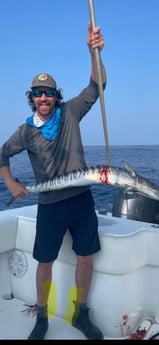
top-left (24, 162), bottom-right (159, 201)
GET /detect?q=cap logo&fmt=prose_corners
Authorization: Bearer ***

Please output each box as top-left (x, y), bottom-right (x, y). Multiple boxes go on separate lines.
top-left (38, 74), bottom-right (49, 82)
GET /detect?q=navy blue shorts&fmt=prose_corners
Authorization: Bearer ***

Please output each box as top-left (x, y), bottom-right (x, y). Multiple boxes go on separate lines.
top-left (33, 190), bottom-right (101, 262)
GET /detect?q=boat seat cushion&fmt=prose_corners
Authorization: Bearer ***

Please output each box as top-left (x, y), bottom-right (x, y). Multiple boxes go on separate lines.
top-left (0, 216), bottom-right (17, 253)
top-left (15, 217), bottom-right (36, 253)
top-left (14, 215), bottom-right (150, 274)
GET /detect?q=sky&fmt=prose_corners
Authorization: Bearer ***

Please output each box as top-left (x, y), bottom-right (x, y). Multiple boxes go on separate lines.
top-left (0, 0), bottom-right (159, 147)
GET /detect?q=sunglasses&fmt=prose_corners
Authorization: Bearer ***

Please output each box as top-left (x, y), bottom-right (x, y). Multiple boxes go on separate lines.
top-left (32, 89), bottom-right (57, 98)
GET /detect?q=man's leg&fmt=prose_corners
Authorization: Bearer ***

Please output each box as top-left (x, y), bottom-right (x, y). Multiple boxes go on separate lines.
top-left (75, 255), bottom-right (93, 302)
top-left (28, 261), bottom-right (53, 340)
top-left (72, 255), bottom-right (104, 339)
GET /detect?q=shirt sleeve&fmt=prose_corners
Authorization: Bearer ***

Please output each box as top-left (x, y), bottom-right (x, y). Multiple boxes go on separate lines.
top-left (64, 77), bottom-right (106, 122)
top-left (0, 126), bottom-right (26, 168)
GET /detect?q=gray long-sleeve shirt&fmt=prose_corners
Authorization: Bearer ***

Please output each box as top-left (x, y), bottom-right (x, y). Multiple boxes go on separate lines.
top-left (0, 78), bottom-right (105, 204)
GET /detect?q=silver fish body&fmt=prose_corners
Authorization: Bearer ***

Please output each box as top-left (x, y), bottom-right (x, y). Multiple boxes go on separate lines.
top-left (25, 163), bottom-right (159, 201)
top-left (25, 166), bottom-right (103, 192)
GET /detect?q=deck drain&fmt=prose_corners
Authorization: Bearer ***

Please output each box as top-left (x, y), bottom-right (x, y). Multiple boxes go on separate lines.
top-left (8, 249), bottom-right (28, 278)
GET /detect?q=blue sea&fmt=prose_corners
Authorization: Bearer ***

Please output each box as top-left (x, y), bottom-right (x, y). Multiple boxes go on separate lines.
top-left (1, 145), bottom-right (159, 213)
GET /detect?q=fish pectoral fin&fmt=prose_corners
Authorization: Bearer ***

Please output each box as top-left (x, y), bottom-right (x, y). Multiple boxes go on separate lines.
top-left (123, 160), bottom-right (136, 177)
top-left (125, 187), bottom-right (133, 191)
top-left (122, 186), bottom-right (135, 193)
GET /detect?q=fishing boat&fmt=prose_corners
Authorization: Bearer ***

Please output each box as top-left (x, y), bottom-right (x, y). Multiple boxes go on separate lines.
top-left (1, 0), bottom-right (158, 340)
top-left (1, 189), bottom-right (159, 340)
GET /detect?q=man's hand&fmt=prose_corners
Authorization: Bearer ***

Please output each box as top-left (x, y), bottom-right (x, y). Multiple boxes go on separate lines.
top-left (6, 178), bottom-right (29, 200)
top-left (87, 22), bottom-right (105, 52)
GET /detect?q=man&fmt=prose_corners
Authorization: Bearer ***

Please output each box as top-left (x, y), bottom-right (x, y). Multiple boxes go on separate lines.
top-left (0, 23), bottom-right (106, 340)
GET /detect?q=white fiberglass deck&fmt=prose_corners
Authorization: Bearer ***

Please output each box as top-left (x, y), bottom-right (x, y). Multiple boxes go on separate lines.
top-left (0, 297), bottom-right (86, 340)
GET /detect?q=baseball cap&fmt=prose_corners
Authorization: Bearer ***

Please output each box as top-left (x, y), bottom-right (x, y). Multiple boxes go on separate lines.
top-left (31, 73), bottom-right (57, 89)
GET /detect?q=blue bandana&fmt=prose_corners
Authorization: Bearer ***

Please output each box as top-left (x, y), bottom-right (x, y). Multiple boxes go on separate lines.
top-left (26, 107), bottom-right (61, 141)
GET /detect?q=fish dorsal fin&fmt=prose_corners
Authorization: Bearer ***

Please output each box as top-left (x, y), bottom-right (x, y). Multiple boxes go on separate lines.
top-left (123, 161), bottom-right (136, 177)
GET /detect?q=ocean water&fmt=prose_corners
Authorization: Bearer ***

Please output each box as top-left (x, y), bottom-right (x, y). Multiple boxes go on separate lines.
top-left (1, 145), bottom-right (159, 213)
